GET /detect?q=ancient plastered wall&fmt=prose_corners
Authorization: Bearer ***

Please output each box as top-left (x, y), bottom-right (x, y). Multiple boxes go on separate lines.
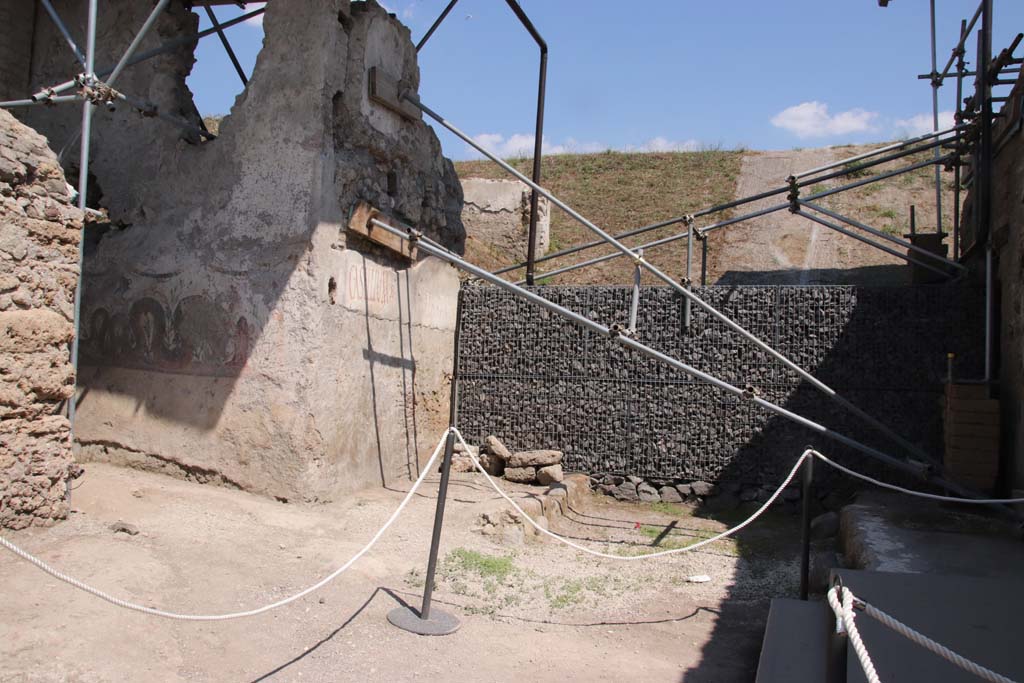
top-left (0, 3), bottom-right (35, 103)
top-left (461, 178), bottom-right (550, 261)
top-left (0, 110), bottom-right (82, 529)
top-left (16, 0), bottom-right (463, 502)
top-left (989, 73), bottom-right (1024, 491)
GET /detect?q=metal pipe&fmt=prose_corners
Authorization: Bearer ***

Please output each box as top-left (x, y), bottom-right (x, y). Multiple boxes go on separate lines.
top-left (202, 2), bottom-right (248, 85)
top-left (939, 0), bottom-right (984, 80)
top-left (416, 0), bottom-right (459, 52)
top-left (0, 95), bottom-right (80, 108)
top-left (419, 289), bottom-right (464, 622)
top-left (407, 95), bottom-right (951, 468)
top-left (955, 18), bottom-right (967, 260)
top-left (370, 216), bottom-right (929, 479)
top-left (629, 250), bottom-right (642, 333)
top-left (37, 7), bottom-right (267, 98)
top-left (495, 134), bottom-right (957, 276)
top-left (985, 242), bottom-right (993, 381)
top-left (801, 202), bottom-right (964, 271)
top-left (524, 154), bottom-right (952, 284)
top-left (798, 210), bottom-right (954, 281)
top-left (929, 0), bottom-right (944, 235)
top-left (39, 0), bottom-right (86, 67)
top-left (107, 0), bottom-right (172, 87)
top-left (504, 0), bottom-right (547, 286)
top-left (793, 124), bottom-right (961, 178)
top-left (910, 204), bottom-right (917, 237)
top-left (700, 233), bottom-right (708, 286)
top-left (68, 0), bottom-right (98, 434)
top-left (684, 221), bottom-right (693, 331)
top-left (978, 0), bottom-right (993, 247)
top-left (799, 454), bottom-right (813, 601)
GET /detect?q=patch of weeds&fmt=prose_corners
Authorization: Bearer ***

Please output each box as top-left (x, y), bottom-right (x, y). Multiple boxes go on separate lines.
top-left (842, 162), bottom-right (875, 179)
top-left (544, 578), bottom-right (585, 609)
top-left (649, 500), bottom-right (691, 517)
top-left (444, 548), bottom-right (514, 582)
top-left (404, 567), bottom-right (424, 589)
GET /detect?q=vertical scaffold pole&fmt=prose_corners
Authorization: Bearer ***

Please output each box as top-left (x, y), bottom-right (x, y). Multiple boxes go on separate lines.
top-left (387, 292), bottom-right (463, 635)
top-left (799, 452), bottom-right (814, 601)
top-left (629, 249), bottom-right (642, 334)
top-left (929, 0), bottom-right (944, 234)
top-left (684, 217), bottom-right (694, 331)
top-left (699, 231), bottom-right (708, 287)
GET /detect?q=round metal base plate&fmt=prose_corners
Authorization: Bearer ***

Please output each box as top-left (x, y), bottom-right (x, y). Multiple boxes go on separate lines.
top-left (386, 606), bottom-right (461, 636)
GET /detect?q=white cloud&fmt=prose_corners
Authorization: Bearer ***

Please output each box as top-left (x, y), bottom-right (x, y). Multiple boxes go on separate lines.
top-left (402, 6), bottom-right (415, 20)
top-left (629, 137), bottom-right (700, 153)
top-left (893, 110), bottom-right (955, 138)
top-left (243, 3), bottom-right (266, 26)
top-left (465, 133), bottom-right (608, 159)
top-left (771, 101), bottom-right (879, 138)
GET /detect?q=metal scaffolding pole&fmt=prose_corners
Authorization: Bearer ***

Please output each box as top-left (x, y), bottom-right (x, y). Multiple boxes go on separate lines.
top-left (495, 132), bottom-right (958, 277)
top-left (929, 0), bottom-right (944, 235)
top-left (800, 202), bottom-right (965, 272)
top-left (629, 250), bottom-right (642, 334)
top-left (365, 213), bottom-right (1024, 510)
top-left (404, 93), bottom-right (948, 469)
top-left (797, 209), bottom-right (955, 281)
top-left (40, 0), bottom-right (87, 68)
top-left (202, 2), bottom-right (248, 85)
top-left (107, 0), bottom-right (172, 87)
top-left (415, 0), bottom-right (548, 285)
top-left (68, 0), bottom-right (99, 432)
top-left (522, 153), bottom-right (952, 284)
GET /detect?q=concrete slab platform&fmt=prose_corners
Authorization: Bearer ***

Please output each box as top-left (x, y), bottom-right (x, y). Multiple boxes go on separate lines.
top-left (834, 569), bottom-right (1024, 683)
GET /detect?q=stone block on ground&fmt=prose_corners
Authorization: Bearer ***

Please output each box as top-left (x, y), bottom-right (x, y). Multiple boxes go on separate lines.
top-left (811, 511), bottom-right (840, 540)
top-left (479, 452), bottom-right (504, 476)
top-left (637, 482), bottom-right (660, 502)
top-left (536, 464), bottom-right (563, 485)
top-left (659, 486), bottom-right (683, 503)
top-left (690, 481), bottom-right (717, 497)
top-left (483, 435), bottom-right (512, 462)
top-left (612, 480), bottom-right (638, 502)
top-left (504, 466), bottom-right (537, 484)
top-left (507, 449), bottom-right (562, 468)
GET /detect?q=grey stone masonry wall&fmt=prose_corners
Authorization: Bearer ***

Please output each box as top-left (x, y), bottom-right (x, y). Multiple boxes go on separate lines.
top-left (0, 109), bottom-right (82, 529)
top-left (457, 283), bottom-right (984, 490)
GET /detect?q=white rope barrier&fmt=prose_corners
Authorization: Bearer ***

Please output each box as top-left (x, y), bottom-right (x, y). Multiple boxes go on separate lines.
top-left (452, 428), bottom-right (810, 560)
top-left (827, 585), bottom-right (1020, 683)
top-left (827, 585), bottom-right (881, 683)
top-left (809, 450), bottom-right (1024, 504)
top-left (0, 428), bottom-right (451, 621)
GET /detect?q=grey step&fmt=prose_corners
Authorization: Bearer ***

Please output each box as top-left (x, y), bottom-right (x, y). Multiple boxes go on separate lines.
top-left (755, 598), bottom-right (832, 683)
top-left (834, 569), bottom-right (1024, 683)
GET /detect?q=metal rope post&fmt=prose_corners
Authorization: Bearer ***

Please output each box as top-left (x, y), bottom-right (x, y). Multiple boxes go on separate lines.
top-left (387, 291), bottom-right (463, 636)
top-left (629, 249), bottom-right (642, 334)
top-left (683, 215), bottom-right (694, 331)
top-left (799, 452), bottom-right (814, 601)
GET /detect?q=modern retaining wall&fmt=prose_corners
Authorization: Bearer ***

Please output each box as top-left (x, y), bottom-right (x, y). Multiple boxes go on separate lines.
top-left (456, 284), bottom-right (984, 489)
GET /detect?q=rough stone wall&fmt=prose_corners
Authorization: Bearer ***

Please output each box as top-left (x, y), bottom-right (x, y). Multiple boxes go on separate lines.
top-left (461, 178), bottom-right (550, 260)
top-left (9, 0), bottom-right (464, 502)
top-left (989, 71), bottom-right (1024, 491)
top-left (0, 3), bottom-right (35, 103)
top-left (0, 109), bottom-right (82, 529)
top-left (457, 284), bottom-right (984, 489)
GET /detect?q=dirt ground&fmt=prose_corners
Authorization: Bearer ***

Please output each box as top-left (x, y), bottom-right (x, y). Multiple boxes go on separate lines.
top-left (0, 457), bottom-right (805, 682)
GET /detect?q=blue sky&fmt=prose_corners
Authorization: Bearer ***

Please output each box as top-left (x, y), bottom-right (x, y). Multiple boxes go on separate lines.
top-left (188, 1), bottom-right (1024, 160)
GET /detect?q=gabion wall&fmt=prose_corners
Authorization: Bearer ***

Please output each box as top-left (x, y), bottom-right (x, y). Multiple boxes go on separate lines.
top-left (456, 284), bottom-right (983, 486)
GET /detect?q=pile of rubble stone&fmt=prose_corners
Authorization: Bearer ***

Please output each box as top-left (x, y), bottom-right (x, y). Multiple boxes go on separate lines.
top-left (449, 435), bottom-right (564, 485)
